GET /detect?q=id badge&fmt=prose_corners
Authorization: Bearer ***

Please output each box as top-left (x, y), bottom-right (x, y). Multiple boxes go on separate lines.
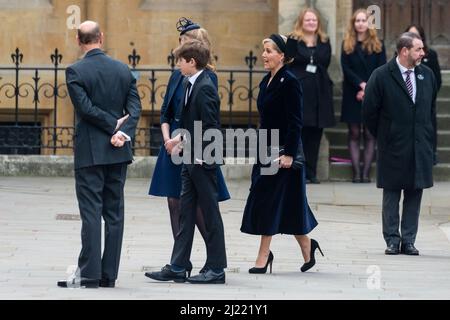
top-left (306, 64), bottom-right (317, 73)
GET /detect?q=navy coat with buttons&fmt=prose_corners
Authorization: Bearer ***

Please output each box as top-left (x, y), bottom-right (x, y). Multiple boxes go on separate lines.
top-left (363, 58), bottom-right (437, 190)
top-left (340, 41), bottom-right (386, 123)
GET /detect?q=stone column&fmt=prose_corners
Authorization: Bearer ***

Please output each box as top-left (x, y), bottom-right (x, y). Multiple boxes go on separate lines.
top-left (279, 0), bottom-right (337, 54)
top-left (336, 0), bottom-right (354, 67)
top-left (278, 0), bottom-right (354, 181)
top-left (279, 0), bottom-right (308, 35)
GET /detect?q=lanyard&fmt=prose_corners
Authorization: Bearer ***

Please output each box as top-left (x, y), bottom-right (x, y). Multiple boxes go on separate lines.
top-left (308, 47), bottom-right (315, 65)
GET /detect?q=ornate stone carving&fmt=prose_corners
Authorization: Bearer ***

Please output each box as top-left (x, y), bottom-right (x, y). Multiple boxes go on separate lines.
top-left (139, 0), bottom-right (272, 12)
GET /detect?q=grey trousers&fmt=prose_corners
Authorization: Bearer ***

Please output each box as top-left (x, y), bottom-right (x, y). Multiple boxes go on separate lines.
top-left (382, 189), bottom-right (423, 246)
top-left (75, 163), bottom-right (128, 280)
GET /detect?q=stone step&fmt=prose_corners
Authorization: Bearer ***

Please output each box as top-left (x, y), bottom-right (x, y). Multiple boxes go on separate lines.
top-left (332, 97), bottom-right (450, 115)
top-left (438, 114), bottom-right (450, 128)
top-left (325, 129), bottom-right (450, 147)
top-left (328, 162), bottom-right (375, 182)
top-left (329, 145), bottom-right (450, 163)
top-left (329, 111), bottom-right (450, 131)
top-left (333, 84), bottom-right (450, 96)
top-left (329, 162), bottom-right (450, 182)
top-left (436, 147), bottom-right (450, 163)
top-left (333, 83), bottom-right (450, 98)
top-left (438, 85), bottom-right (450, 98)
top-left (437, 98), bottom-right (450, 113)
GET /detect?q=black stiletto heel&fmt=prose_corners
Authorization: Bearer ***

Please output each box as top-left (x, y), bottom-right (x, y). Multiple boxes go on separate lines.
top-left (249, 251), bottom-right (274, 274)
top-left (301, 239), bottom-right (324, 272)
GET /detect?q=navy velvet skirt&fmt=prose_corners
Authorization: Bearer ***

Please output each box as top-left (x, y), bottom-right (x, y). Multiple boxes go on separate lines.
top-left (241, 164), bottom-right (318, 235)
top-left (149, 144), bottom-right (230, 201)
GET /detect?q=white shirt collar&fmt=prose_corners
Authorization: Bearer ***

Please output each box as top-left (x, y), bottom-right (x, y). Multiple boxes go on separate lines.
top-left (188, 69), bottom-right (204, 87)
top-left (396, 57), bottom-right (415, 75)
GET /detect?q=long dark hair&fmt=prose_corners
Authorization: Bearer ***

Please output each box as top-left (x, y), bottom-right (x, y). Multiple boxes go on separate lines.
top-left (405, 24), bottom-right (428, 54)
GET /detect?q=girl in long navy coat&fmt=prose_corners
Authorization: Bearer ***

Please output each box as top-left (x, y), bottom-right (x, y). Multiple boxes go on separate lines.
top-left (340, 9), bottom-right (386, 182)
top-left (148, 20), bottom-right (230, 273)
top-left (241, 34), bottom-right (321, 274)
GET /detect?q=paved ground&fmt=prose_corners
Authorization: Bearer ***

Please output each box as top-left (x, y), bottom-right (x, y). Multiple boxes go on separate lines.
top-left (0, 177), bottom-right (449, 300)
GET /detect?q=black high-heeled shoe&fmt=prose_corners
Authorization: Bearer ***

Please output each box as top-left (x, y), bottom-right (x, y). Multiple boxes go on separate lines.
top-left (301, 239), bottom-right (324, 272)
top-left (249, 251), bottom-right (274, 274)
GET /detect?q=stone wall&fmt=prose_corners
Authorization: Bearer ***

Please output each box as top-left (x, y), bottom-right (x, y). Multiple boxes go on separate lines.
top-left (0, 0), bottom-right (279, 155)
top-left (0, 0), bottom-right (278, 67)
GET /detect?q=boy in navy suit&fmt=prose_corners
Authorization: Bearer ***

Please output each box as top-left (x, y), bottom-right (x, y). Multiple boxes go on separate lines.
top-left (146, 40), bottom-right (227, 284)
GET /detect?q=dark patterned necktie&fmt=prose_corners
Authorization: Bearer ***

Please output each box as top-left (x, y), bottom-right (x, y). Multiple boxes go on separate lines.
top-left (185, 81), bottom-right (192, 106)
top-left (405, 70), bottom-right (414, 100)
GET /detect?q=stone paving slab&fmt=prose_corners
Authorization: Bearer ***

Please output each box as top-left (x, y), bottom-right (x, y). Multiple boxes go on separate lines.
top-left (0, 177), bottom-right (449, 300)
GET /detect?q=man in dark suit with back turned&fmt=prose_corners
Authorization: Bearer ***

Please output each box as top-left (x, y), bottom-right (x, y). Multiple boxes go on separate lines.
top-left (363, 32), bottom-right (437, 256)
top-left (57, 21), bottom-right (141, 288)
top-left (145, 40), bottom-right (227, 284)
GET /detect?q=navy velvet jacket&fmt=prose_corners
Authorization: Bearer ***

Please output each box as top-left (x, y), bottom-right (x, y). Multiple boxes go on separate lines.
top-left (257, 65), bottom-right (304, 157)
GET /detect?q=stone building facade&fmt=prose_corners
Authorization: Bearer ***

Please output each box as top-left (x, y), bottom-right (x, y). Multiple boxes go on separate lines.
top-left (0, 0), bottom-right (448, 163)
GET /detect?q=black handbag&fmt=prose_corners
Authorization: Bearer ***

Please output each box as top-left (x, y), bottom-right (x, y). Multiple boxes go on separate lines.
top-left (268, 145), bottom-right (305, 170)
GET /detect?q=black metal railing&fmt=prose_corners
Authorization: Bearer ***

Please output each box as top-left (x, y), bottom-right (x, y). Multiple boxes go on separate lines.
top-left (0, 48), bottom-right (266, 155)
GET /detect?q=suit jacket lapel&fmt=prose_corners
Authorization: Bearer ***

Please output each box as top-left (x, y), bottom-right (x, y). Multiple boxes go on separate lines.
top-left (186, 71), bottom-right (207, 107)
top-left (182, 78), bottom-right (190, 105)
top-left (180, 78), bottom-right (190, 121)
top-left (414, 65), bottom-right (424, 105)
top-left (388, 58), bottom-right (414, 103)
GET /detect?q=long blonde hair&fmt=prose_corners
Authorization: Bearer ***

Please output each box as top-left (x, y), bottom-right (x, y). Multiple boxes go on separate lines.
top-left (183, 28), bottom-right (216, 71)
top-left (290, 8), bottom-right (328, 43)
top-left (343, 9), bottom-right (383, 54)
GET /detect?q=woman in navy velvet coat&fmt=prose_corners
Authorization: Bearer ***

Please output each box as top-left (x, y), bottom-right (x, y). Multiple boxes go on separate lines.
top-left (148, 20), bottom-right (230, 273)
top-left (340, 9), bottom-right (386, 182)
top-left (241, 34), bottom-right (322, 274)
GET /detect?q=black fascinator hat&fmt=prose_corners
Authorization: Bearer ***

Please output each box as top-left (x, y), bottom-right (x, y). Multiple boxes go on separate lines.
top-left (176, 17), bottom-right (201, 35)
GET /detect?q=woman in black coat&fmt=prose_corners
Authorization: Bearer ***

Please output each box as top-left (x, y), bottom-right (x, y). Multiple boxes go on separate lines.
top-left (406, 24), bottom-right (442, 164)
top-left (286, 7), bottom-right (335, 183)
top-left (241, 34), bottom-right (322, 274)
top-left (340, 9), bottom-right (386, 182)
top-left (405, 25), bottom-right (442, 91)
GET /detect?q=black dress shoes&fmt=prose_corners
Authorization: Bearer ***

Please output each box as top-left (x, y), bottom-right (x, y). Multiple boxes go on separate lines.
top-left (198, 264), bottom-right (209, 274)
top-left (99, 279), bottom-right (116, 288)
top-left (57, 278), bottom-right (99, 288)
top-left (401, 243), bottom-right (419, 255)
top-left (145, 264), bottom-right (187, 283)
top-left (186, 270), bottom-right (225, 284)
top-left (385, 244), bottom-right (400, 255)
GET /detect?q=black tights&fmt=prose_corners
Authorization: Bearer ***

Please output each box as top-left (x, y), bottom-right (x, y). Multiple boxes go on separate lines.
top-left (167, 197), bottom-right (208, 242)
top-left (348, 124), bottom-right (376, 179)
